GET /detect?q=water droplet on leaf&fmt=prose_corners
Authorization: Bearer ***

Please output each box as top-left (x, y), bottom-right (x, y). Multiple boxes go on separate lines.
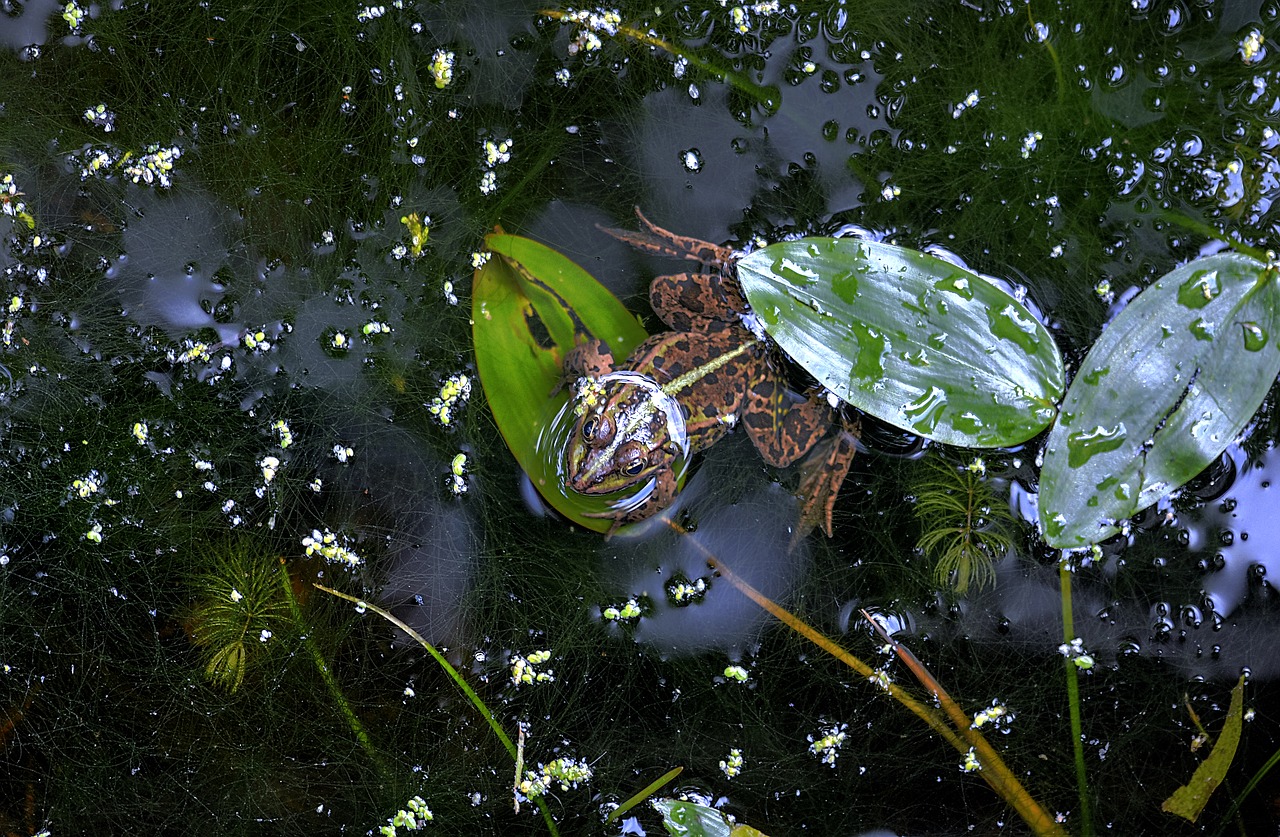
top-left (1066, 423), bottom-right (1128, 468)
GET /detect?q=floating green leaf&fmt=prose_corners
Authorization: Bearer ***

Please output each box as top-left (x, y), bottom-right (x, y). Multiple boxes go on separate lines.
top-left (653, 799), bottom-right (770, 837)
top-left (473, 232), bottom-right (648, 532)
top-left (736, 238), bottom-right (1064, 447)
top-left (1039, 253), bottom-right (1280, 548)
top-left (1162, 674), bottom-right (1246, 823)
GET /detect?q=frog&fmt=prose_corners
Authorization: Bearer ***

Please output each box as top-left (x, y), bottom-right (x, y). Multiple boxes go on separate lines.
top-left (561, 209), bottom-right (858, 534)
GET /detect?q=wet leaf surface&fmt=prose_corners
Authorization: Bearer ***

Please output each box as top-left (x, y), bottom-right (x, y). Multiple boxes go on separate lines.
top-left (736, 238), bottom-right (1064, 447)
top-left (1039, 253), bottom-right (1280, 548)
top-left (473, 232), bottom-right (648, 532)
top-left (653, 798), bottom-right (770, 836)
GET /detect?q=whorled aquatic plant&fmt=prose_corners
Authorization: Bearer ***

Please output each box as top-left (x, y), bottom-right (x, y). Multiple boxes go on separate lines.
top-left (186, 538), bottom-right (291, 692)
top-left (912, 454), bottom-right (1013, 595)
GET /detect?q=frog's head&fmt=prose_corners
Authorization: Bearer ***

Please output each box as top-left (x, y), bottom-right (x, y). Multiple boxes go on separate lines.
top-left (564, 375), bottom-right (685, 497)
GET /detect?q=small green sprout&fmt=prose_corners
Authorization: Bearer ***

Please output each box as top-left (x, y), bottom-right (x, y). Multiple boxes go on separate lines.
top-left (302, 528), bottom-right (362, 568)
top-left (428, 50), bottom-right (455, 89)
top-left (272, 419), bottom-right (294, 449)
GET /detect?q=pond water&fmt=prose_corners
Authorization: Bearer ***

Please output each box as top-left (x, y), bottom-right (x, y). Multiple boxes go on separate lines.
top-left (1, 1), bottom-right (1279, 835)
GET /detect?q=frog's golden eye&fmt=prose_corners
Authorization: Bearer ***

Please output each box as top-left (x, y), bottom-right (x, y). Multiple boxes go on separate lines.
top-left (581, 413), bottom-right (614, 446)
top-left (615, 441), bottom-right (647, 476)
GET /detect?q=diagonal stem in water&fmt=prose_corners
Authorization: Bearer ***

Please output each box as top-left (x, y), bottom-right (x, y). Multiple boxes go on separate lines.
top-left (704, 548), bottom-right (1066, 837)
top-left (277, 560), bottom-right (390, 780)
top-left (539, 9), bottom-right (779, 109)
top-left (314, 583), bottom-right (561, 837)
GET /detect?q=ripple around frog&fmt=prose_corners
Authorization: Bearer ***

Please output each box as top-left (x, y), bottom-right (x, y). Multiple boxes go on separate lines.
top-left (535, 370), bottom-right (692, 524)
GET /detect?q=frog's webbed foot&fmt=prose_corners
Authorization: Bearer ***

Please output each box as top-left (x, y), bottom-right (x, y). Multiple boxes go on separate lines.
top-left (742, 376), bottom-right (833, 468)
top-left (632, 208), bottom-right (737, 269)
top-left (794, 414), bottom-right (861, 539)
top-left (597, 208), bottom-right (736, 272)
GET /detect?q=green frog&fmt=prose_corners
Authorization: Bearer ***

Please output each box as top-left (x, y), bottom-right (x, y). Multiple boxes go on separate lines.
top-left (562, 210), bottom-right (858, 534)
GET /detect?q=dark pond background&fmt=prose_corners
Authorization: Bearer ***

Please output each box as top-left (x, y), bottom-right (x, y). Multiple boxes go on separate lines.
top-left (1, 1), bottom-right (1279, 834)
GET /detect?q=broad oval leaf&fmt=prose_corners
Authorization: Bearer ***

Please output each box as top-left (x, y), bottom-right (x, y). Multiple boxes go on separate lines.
top-left (473, 232), bottom-right (648, 532)
top-left (651, 799), bottom-right (732, 837)
top-left (1038, 253), bottom-right (1280, 549)
top-left (737, 238), bottom-right (1064, 447)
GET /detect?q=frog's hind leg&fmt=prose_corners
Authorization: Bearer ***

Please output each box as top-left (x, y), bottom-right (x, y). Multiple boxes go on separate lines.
top-left (794, 414), bottom-right (861, 539)
top-left (649, 272), bottom-right (748, 331)
top-left (742, 375), bottom-right (833, 468)
top-left (597, 208), bottom-right (736, 271)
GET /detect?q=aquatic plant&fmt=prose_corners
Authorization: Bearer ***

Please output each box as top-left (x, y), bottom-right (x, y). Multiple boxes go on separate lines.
top-left (186, 537), bottom-right (290, 693)
top-left (912, 455), bottom-right (1013, 595)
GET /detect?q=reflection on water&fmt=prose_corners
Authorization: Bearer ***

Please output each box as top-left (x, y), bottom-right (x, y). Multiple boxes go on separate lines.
top-left (601, 444), bottom-right (809, 654)
top-left (113, 188), bottom-right (245, 343)
top-left (323, 420), bottom-right (477, 647)
top-left (1203, 444), bottom-right (1278, 618)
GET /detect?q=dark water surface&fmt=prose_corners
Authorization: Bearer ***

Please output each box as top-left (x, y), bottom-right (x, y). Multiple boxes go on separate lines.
top-left (1, 1), bottom-right (1279, 834)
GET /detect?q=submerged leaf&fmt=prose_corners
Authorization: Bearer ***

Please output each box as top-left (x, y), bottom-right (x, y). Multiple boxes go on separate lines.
top-left (1039, 254), bottom-right (1280, 548)
top-left (1162, 674), bottom-right (1247, 822)
top-left (737, 238), bottom-right (1064, 447)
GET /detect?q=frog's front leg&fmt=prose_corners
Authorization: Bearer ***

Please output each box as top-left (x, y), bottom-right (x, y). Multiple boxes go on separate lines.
top-left (741, 373), bottom-right (833, 468)
top-left (622, 463), bottom-right (680, 523)
top-left (560, 338), bottom-right (614, 387)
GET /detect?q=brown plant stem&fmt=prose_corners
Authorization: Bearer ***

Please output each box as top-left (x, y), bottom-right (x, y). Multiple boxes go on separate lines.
top-left (703, 548), bottom-right (1066, 837)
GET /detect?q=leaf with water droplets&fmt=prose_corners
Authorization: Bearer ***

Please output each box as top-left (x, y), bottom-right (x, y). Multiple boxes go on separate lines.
top-left (652, 798), bottom-right (770, 837)
top-left (736, 238), bottom-right (1065, 447)
top-left (1039, 253), bottom-right (1280, 548)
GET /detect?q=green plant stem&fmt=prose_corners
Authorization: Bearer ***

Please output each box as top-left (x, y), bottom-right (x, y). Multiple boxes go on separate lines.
top-left (1159, 211), bottom-right (1274, 263)
top-left (1210, 743), bottom-right (1280, 837)
top-left (1060, 559), bottom-right (1093, 836)
top-left (539, 9), bottom-right (780, 110)
top-left (1026, 3), bottom-right (1066, 106)
top-left (315, 583), bottom-right (561, 837)
top-left (609, 765), bottom-right (683, 822)
top-left (277, 562), bottom-right (390, 780)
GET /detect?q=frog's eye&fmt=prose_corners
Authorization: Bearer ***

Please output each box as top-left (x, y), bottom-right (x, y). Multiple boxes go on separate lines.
top-left (615, 442), bottom-right (648, 476)
top-left (581, 413), bottom-right (614, 446)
